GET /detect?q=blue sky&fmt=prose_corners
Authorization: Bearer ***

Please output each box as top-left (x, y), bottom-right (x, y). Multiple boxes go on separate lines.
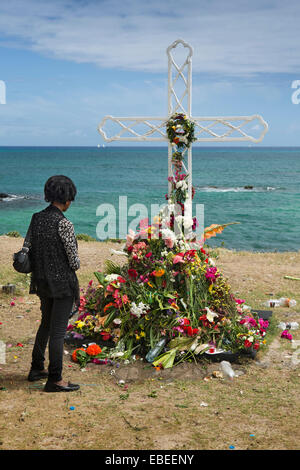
top-left (0, 0), bottom-right (300, 146)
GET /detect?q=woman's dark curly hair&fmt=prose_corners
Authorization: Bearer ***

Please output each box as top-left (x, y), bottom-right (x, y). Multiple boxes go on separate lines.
top-left (44, 175), bottom-right (77, 204)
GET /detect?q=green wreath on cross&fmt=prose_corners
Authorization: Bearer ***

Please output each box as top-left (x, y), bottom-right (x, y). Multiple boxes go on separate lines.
top-left (166, 113), bottom-right (197, 149)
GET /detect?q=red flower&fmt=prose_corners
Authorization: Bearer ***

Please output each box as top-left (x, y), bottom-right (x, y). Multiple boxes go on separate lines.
top-left (117, 276), bottom-right (126, 283)
top-left (192, 328), bottom-right (199, 335)
top-left (100, 332), bottom-right (112, 341)
top-left (145, 252), bottom-right (152, 258)
top-left (199, 314), bottom-right (209, 327)
top-left (187, 326), bottom-right (193, 337)
top-left (127, 246), bottom-right (133, 253)
top-left (253, 342), bottom-right (260, 350)
top-left (244, 339), bottom-right (252, 348)
top-left (128, 269), bottom-right (138, 280)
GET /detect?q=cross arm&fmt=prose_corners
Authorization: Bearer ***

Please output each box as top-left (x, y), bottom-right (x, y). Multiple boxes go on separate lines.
top-left (98, 114), bottom-right (268, 144)
top-left (192, 114), bottom-right (269, 143)
top-left (97, 115), bottom-right (169, 142)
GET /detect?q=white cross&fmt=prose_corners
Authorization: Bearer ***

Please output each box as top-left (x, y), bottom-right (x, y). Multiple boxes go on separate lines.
top-left (98, 38), bottom-right (268, 204)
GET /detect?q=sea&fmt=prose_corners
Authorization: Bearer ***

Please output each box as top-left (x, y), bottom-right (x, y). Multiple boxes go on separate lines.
top-left (0, 146), bottom-right (299, 252)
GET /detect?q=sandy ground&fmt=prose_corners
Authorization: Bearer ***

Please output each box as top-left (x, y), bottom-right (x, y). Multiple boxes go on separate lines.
top-left (0, 236), bottom-right (299, 450)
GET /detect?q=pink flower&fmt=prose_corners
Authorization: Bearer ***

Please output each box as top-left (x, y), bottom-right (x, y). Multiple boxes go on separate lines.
top-left (259, 318), bottom-right (269, 330)
top-left (235, 298), bottom-right (245, 305)
top-left (205, 267), bottom-right (220, 282)
top-left (281, 330), bottom-right (292, 340)
top-left (173, 253), bottom-right (185, 264)
top-left (10, 301), bottom-right (15, 306)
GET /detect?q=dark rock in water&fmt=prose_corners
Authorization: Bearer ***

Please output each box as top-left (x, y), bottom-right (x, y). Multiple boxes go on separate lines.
top-left (244, 185), bottom-right (253, 190)
top-left (0, 192), bottom-right (9, 199)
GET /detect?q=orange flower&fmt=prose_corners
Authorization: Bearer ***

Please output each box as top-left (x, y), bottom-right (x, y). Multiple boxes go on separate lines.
top-left (104, 302), bottom-right (115, 313)
top-left (71, 348), bottom-right (86, 362)
top-left (204, 224), bottom-right (224, 240)
top-left (153, 269), bottom-right (165, 277)
top-left (170, 302), bottom-right (179, 310)
top-left (86, 344), bottom-right (102, 356)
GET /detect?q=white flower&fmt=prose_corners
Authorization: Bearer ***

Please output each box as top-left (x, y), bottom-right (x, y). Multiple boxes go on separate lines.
top-left (161, 228), bottom-right (176, 242)
top-left (110, 249), bottom-right (128, 257)
top-left (105, 274), bottom-right (121, 282)
top-left (176, 180), bottom-right (188, 190)
top-left (205, 307), bottom-right (219, 323)
top-left (248, 336), bottom-right (254, 343)
top-left (242, 304), bottom-right (252, 312)
top-left (178, 135), bottom-right (188, 144)
top-left (130, 301), bottom-right (149, 318)
top-left (112, 351), bottom-right (124, 358)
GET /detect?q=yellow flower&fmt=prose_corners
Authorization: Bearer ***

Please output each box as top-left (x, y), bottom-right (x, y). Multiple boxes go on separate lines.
top-left (148, 282), bottom-right (154, 288)
top-left (140, 331), bottom-right (146, 337)
top-left (75, 320), bottom-right (85, 329)
top-left (135, 334), bottom-right (140, 340)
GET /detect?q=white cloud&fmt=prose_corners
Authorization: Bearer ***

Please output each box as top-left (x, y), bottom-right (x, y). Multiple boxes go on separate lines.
top-left (0, 0), bottom-right (299, 76)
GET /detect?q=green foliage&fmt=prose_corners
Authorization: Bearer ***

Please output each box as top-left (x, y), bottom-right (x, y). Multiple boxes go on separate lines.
top-left (103, 259), bottom-right (122, 275)
top-left (6, 231), bottom-right (21, 238)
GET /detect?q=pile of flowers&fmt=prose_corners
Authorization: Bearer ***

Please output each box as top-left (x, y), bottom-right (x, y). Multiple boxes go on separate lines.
top-left (67, 113), bottom-right (269, 368)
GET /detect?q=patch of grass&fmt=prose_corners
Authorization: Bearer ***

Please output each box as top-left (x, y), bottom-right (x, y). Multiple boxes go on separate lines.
top-left (76, 233), bottom-right (97, 242)
top-left (5, 231), bottom-right (21, 238)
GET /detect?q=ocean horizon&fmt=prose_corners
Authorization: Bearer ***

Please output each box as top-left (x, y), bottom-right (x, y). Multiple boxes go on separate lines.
top-left (1, 145), bottom-right (300, 252)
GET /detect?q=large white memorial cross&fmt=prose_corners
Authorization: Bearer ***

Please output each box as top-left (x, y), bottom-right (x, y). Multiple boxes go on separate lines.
top-left (98, 38), bottom-right (268, 204)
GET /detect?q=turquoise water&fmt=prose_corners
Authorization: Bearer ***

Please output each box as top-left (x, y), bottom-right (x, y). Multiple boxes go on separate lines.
top-left (0, 146), bottom-right (300, 251)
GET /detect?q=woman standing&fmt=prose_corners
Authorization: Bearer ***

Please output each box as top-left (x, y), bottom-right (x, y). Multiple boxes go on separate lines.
top-left (27, 175), bottom-right (80, 392)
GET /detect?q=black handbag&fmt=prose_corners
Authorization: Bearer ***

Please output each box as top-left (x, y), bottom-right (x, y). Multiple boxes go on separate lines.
top-left (13, 217), bottom-right (33, 274)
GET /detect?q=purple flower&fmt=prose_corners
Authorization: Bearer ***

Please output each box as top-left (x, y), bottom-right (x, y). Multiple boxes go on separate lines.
top-left (73, 332), bottom-right (84, 340)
